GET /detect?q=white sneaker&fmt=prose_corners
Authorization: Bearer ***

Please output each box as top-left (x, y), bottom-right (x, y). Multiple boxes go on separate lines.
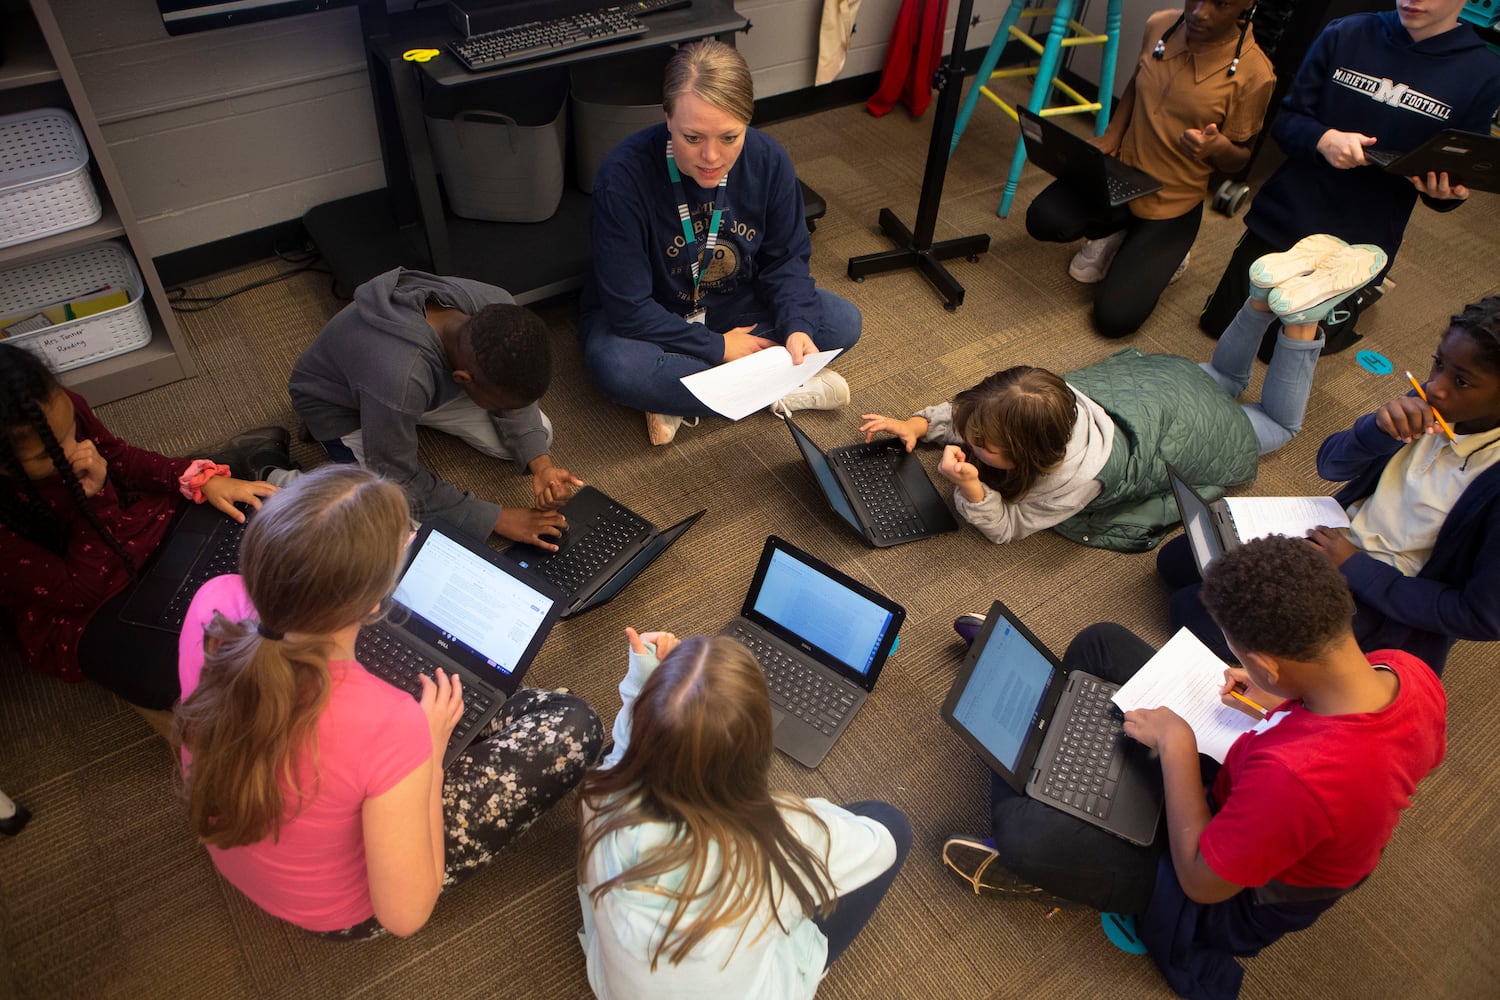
top-left (645, 412), bottom-right (698, 446)
top-left (770, 370), bottom-right (850, 418)
top-left (1169, 250), bottom-right (1191, 285)
top-left (1068, 231), bottom-right (1126, 284)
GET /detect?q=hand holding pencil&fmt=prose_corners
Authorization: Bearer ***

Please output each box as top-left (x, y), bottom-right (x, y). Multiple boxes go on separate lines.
top-left (1219, 667), bottom-right (1275, 720)
top-left (1405, 371), bottom-right (1457, 441)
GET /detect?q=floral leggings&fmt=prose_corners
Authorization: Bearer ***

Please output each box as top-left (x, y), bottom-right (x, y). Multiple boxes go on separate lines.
top-left (322, 688), bottom-right (604, 940)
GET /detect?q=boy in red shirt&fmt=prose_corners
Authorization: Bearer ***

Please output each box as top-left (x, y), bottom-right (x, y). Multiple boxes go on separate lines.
top-left (945, 535), bottom-right (1447, 1000)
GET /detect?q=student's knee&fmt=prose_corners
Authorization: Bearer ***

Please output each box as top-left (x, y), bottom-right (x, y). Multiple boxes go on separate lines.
top-left (815, 290), bottom-right (862, 352)
top-left (848, 801), bottom-right (912, 860)
top-left (1092, 294), bottom-right (1149, 340)
top-left (1155, 535), bottom-right (1201, 589)
top-left (547, 691), bottom-right (606, 765)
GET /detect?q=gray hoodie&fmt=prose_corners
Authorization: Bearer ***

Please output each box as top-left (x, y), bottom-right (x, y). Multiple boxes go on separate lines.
top-left (288, 269), bottom-right (549, 539)
top-left (917, 387), bottom-right (1114, 544)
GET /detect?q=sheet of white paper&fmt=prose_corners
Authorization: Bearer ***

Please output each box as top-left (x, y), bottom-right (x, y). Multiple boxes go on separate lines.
top-left (1110, 628), bottom-right (1256, 763)
top-left (680, 347), bottom-right (842, 421)
top-left (1222, 495), bottom-right (1350, 541)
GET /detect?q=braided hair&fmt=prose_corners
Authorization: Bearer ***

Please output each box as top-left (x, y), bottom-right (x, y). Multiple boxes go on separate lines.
top-left (1154, 3), bottom-right (1257, 77)
top-left (1449, 296), bottom-right (1500, 374)
top-left (0, 344), bottom-right (136, 577)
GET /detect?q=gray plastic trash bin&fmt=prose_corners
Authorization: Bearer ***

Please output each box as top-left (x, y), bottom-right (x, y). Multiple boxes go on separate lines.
top-left (424, 68), bottom-right (568, 223)
top-left (570, 48), bottom-right (673, 194)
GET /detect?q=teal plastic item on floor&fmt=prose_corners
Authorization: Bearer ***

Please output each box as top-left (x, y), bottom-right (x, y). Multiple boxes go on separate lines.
top-left (1357, 350), bottom-right (1392, 375)
top-left (1102, 912), bottom-right (1148, 954)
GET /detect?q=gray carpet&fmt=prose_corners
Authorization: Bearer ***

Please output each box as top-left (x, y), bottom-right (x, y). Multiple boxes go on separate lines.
top-left (3, 94), bottom-right (1499, 1000)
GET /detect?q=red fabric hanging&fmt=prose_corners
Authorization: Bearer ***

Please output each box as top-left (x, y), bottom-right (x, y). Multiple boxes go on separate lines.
top-left (866, 0), bottom-right (950, 117)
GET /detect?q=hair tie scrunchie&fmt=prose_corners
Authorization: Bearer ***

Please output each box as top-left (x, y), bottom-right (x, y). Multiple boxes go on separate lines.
top-left (256, 623), bottom-right (285, 641)
top-left (178, 460), bottom-right (232, 503)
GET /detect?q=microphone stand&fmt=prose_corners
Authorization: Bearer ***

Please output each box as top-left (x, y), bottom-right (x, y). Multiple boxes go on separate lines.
top-left (847, 0), bottom-right (991, 311)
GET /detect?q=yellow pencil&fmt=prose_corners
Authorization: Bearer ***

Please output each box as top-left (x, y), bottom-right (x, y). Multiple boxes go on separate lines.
top-left (1405, 371), bottom-right (1457, 441)
top-left (1228, 688), bottom-right (1267, 718)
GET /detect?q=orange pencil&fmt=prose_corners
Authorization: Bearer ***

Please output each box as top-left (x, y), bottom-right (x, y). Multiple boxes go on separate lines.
top-left (1228, 688), bottom-right (1267, 718)
top-left (1405, 371), bottom-right (1457, 441)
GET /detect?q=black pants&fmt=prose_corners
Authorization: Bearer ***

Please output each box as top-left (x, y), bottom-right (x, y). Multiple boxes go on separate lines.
top-left (988, 623), bottom-right (1168, 914)
top-left (1027, 180), bottom-right (1203, 339)
top-left (1155, 534), bottom-right (1236, 665)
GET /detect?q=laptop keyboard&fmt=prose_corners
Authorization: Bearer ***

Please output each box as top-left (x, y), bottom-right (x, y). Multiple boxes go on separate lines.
top-left (1106, 173), bottom-right (1155, 203)
top-left (355, 628), bottom-right (497, 757)
top-left (836, 444), bottom-right (925, 542)
top-left (161, 520), bottom-right (248, 630)
top-left (728, 625), bottom-right (856, 736)
top-left (529, 502), bottom-right (650, 593)
top-left (1039, 677), bottom-right (1124, 820)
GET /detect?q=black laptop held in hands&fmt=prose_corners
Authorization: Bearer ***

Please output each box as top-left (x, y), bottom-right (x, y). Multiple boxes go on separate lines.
top-left (118, 502), bottom-right (250, 632)
top-left (941, 600), bottom-right (1163, 846)
top-left (1367, 129), bottom-right (1500, 193)
top-left (501, 486), bottom-right (706, 619)
top-left (722, 535), bottom-right (906, 767)
top-left (785, 415), bottom-right (958, 547)
top-left (1017, 106), bottom-right (1164, 208)
top-left (357, 519), bottom-right (565, 768)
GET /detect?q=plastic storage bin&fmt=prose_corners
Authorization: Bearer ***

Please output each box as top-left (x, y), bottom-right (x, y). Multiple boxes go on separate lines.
top-left (424, 68), bottom-right (568, 223)
top-left (0, 242), bottom-right (150, 373)
top-left (0, 107), bottom-right (102, 249)
top-left (570, 48), bottom-right (673, 194)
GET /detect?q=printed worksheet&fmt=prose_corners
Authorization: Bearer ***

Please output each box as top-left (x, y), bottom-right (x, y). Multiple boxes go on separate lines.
top-left (680, 347), bottom-right (842, 420)
top-left (1223, 495), bottom-right (1350, 541)
top-left (1111, 628), bottom-right (1256, 762)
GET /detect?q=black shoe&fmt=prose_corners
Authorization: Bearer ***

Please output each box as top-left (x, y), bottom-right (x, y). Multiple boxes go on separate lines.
top-left (1, 801), bottom-right (32, 836)
top-left (212, 426), bottom-right (292, 481)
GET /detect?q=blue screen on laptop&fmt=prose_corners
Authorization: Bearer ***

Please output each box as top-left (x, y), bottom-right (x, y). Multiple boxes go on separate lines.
top-left (751, 548), bottom-right (892, 676)
top-left (951, 620), bottom-right (1053, 772)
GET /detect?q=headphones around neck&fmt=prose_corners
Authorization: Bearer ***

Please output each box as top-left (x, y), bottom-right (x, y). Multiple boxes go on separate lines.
top-left (1153, 4), bottom-right (1257, 77)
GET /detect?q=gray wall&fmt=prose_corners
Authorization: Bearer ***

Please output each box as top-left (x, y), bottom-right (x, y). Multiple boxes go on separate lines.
top-left (56, 0), bottom-right (1024, 257)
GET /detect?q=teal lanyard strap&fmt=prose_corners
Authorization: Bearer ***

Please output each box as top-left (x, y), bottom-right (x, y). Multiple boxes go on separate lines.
top-left (666, 138), bottom-right (727, 308)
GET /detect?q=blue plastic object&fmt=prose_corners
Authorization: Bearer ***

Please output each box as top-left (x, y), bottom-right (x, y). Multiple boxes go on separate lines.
top-left (1101, 912), bottom-right (1148, 954)
top-left (1356, 350), bottom-right (1393, 375)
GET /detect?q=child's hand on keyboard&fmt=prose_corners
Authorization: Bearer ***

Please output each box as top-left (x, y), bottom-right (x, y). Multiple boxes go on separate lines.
top-left (531, 459), bottom-right (584, 509)
top-left (419, 668), bottom-right (464, 753)
top-left (1121, 706), bottom-right (1193, 756)
top-left (858, 413), bottom-right (925, 452)
top-left (495, 507), bottom-right (568, 550)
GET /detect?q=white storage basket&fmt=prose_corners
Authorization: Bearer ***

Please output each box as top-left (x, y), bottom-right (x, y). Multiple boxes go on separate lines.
top-left (0, 242), bottom-right (150, 373)
top-left (0, 108), bottom-right (102, 249)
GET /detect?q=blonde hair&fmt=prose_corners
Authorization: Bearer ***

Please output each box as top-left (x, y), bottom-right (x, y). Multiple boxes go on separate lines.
top-left (174, 465), bottom-right (411, 848)
top-left (663, 40), bottom-right (755, 125)
top-left (951, 366), bottom-right (1077, 501)
top-left (579, 636), bottom-right (834, 969)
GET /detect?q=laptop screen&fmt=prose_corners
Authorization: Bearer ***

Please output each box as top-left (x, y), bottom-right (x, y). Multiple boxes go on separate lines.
top-left (948, 614), bottom-right (1056, 772)
top-left (393, 527), bottom-right (556, 675)
top-left (750, 545), bottom-right (895, 677)
top-left (1167, 467), bottom-right (1222, 575)
top-left (787, 420), bottom-right (860, 530)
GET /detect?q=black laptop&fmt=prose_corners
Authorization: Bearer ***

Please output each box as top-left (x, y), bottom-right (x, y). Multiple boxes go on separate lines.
top-left (1366, 129), bottom-right (1500, 194)
top-left (1017, 106), bottom-right (1163, 207)
top-left (501, 486), bottom-right (705, 618)
top-left (356, 519), bottom-right (565, 767)
top-left (941, 600), bottom-right (1163, 846)
top-left (722, 535), bottom-right (906, 767)
top-left (118, 502), bottom-right (249, 632)
top-left (786, 415), bottom-right (958, 547)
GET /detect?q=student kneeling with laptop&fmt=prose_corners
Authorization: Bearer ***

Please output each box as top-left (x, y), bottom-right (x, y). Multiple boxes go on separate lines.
top-left (942, 536), bottom-right (1446, 1000)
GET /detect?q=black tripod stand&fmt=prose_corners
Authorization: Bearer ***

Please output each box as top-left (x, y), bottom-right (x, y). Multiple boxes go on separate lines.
top-left (847, 0), bottom-right (991, 311)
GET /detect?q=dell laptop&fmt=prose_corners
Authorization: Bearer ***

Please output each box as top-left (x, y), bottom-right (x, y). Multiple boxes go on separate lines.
top-left (502, 486), bottom-right (705, 618)
top-left (941, 599), bottom-right (1163, 846)
top-left (786, 415), bottom-right (958, 547)
top-left (1017, 106), bottom-right (1163, 208)
top-left (1367, 129), bottom-right (1500, 194)
top-left (119, 503), bottom-right (250, 632)
top-left (722, 535), bottom-right (906, 767)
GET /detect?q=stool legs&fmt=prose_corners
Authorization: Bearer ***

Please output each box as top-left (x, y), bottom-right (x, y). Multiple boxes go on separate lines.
top-left (950, 0), bottom-right (1029, 156)
top-left (999, 0), bottom-right (1077, 217)
top-left (1095, 0), bottom-right (1123, 134)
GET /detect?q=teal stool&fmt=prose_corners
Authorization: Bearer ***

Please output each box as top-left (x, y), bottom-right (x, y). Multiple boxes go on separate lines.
top-left (950, 0), bottom-right (1125, 217)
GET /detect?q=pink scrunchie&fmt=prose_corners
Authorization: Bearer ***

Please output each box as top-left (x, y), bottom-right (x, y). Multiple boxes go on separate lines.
top-left (178, 460), bottom-right (231, 503)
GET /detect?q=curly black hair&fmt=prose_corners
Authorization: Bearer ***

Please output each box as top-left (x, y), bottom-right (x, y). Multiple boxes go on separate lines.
top-left (1448, 295), bottom-right (1500, 374)
top-left (1200, 535), bottom-right (1354, 661)
top-left (462, 304), bottom-right (552, 404)
top-left (1, 344), bottom-right (136, 576)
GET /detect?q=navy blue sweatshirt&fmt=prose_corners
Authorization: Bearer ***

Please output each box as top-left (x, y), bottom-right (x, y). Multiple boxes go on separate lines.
top-left (580, 123), bottom-right (821, 365)
top-left (1246, 11), bottom-right (1500, 256)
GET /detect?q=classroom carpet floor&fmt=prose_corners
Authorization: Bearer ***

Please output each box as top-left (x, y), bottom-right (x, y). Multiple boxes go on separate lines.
top-left (3, 91), bottom-right (1499, 1000)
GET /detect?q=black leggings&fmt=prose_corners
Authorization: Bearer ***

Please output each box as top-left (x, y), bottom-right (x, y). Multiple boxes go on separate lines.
top-left (1027, 179), bottom-right (1203, 339)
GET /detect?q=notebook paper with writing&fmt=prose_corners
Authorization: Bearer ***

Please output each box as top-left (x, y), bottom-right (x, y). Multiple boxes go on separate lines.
top-left (1110, 628), bottom-right (1256, 763)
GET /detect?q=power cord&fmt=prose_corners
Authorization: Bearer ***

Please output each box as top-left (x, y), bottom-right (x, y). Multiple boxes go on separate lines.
top-left (167, 243), bottom-right (332, 313)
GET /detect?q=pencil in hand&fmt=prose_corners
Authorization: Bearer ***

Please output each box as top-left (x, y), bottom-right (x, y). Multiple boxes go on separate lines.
top-left (1405, 371), bottom-right (1457, 441)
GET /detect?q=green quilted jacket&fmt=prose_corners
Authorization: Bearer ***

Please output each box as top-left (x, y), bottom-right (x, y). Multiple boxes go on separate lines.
top-left (1054, 348), bottom-right (1259, 552)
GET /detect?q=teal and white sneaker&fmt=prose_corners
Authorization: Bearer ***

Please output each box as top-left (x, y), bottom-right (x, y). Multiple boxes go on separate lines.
top-left (1269, 244), bottom-right (1387, 326)
top-left (1248, 233), bottom-right (1348, 303)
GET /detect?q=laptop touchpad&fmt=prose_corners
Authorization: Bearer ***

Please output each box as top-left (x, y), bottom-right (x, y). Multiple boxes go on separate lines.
top-left (772, 708), bottom-right (786, 730)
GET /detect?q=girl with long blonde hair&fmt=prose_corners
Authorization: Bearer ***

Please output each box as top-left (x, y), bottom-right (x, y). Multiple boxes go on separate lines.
top-left (577, 628), bottom-right (910, 997)
top-left (175, 465), bottom-right (601, 938)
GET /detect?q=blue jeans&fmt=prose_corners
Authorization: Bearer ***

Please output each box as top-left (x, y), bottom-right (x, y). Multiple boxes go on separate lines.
top-left (811, 799), bottom-right (911, 968)
top-left (579, 288), bottom-right (863, 417)
top-left (1201, 298), bottom-right (1324, 455)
